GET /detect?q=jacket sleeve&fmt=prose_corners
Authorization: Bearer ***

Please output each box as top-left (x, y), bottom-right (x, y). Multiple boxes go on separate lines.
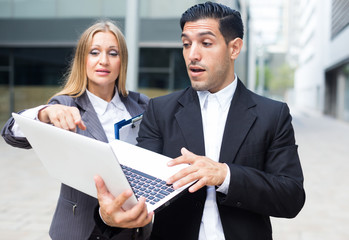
top-left (218, 103), bottom-right (305, 218)
top-left (136, 99), bottom-right (164, 154)
top-left (1, 110), bottom-right (32, 149)
top-left (1, 96), bottom-right (72, 149)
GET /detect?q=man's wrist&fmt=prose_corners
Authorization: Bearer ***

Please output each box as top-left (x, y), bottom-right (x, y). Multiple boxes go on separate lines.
top-left (216, 163), bottom-right (230, 194)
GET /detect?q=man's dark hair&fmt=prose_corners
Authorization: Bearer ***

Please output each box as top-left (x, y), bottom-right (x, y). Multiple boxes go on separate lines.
top-left (180, 1), bottom-right (244, 44)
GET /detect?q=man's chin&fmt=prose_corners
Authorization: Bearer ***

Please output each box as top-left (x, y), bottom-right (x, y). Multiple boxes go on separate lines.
top-left (190, 80), bottom-right (207, 91)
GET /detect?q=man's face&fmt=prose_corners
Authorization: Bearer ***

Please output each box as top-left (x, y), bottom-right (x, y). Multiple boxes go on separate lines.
top-left (181, 18), bottom-right (234, 93)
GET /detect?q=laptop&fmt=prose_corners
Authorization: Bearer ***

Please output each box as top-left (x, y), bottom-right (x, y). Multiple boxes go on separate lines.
top-left (12, 113), bottom-right (193, 213)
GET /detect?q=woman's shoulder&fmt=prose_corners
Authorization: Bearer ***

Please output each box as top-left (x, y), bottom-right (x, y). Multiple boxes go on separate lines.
top-left (49, 95), bottom-right (77, 106)
top-left (127, 91), bottom-right (149, 104)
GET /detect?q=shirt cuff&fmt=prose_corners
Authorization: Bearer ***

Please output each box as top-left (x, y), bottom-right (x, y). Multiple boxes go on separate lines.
top-left (99, 207), bottom-right (109, 226)
top-left (11, 105), bottom-right (48, 137)
top-left (216, 163), bottom-right (230, 194)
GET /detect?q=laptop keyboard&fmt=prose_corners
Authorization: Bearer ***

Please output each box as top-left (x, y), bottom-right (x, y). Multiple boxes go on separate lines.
top-left (120, 164), bottom-right (175, 205)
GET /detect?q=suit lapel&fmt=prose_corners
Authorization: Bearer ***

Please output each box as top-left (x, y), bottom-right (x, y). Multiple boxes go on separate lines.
top-left (75, 93), bottom-right (108, 142)
top-left (175, 88), bottom-right (206, 156)
top-left (219, 80), bottom-right (257, 164)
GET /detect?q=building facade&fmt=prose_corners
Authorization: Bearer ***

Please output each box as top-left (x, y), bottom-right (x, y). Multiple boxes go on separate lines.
top-left (293, 0), bottom-right (349, 122)
top-left (0, 0), bottom-right (248, 125)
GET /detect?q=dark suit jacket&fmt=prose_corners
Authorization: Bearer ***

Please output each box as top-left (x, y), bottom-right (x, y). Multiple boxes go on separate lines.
top-left (1, 91), bottom-right (149, 240)
top-left (136, 79), bottom-right (305, 240)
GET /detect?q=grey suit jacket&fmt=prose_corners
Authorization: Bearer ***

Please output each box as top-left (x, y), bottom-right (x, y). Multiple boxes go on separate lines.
top-left (136, 79), bottom-right (305, 240)
top-left (1, 91), bottom-right (149, 240)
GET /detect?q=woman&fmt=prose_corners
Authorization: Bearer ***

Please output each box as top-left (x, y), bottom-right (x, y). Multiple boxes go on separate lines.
top-left (1, 20), bottom-right (152, 240)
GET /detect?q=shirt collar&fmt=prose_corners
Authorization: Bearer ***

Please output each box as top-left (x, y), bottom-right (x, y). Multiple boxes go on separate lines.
top-left (197, 74), bottom-right (238, 111)
top-left (86, 87), bottom-right (124, 116)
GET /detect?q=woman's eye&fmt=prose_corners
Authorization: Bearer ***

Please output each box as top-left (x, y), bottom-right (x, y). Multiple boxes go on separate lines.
top-left (109, 50), bottom-right (119, 56)
top-left (89, 50), bottom-right (99, 55)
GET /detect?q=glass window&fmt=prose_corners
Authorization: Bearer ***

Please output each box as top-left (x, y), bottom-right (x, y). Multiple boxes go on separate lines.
top-left (14, 48), bottom-right (72, 86)
top-left (0, 49), bottom-right (10, 66)
top-left (139, 72), bottom-right (169, 89)
top-left (138, 48), bottom-right (189, 97)
top-left (172, 49), bottom-right (189, 89)
top-left (140, 48), bottom-right (170, 68)
top-left (11, 48), bottom-right (72, 112)
top-left (0, 47), bottom-right (73, 119)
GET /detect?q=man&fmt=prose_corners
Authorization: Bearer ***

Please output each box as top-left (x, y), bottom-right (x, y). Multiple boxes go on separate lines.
top-left (96, 2), bottom-right (305, 240)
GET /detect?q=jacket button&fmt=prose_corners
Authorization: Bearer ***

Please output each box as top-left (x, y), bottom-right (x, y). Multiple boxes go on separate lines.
top-left (236, 201), bottom-right (242, 207)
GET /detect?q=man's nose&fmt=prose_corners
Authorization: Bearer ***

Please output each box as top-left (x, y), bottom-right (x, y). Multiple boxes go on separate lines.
top-left (188, 44), bottom-right (201, 62)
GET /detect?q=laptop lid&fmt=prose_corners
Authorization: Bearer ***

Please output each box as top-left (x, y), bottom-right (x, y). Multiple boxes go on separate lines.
top-left (12, 113), bottom-right (138, 210)
top-left (12, 113), bottom-right (192, 213)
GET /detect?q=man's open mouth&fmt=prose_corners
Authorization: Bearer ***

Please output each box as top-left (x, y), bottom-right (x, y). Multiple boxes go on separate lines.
top-left (190, 67), bottom-right (205, 72)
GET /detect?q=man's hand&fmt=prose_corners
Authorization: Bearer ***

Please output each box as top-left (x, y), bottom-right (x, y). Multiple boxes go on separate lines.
top-left (166, 147), bottom-right (227, 193)
top-left (94, 175), bottom-right (154, 228)
top-left (38, 104), bottom-right (86, 132)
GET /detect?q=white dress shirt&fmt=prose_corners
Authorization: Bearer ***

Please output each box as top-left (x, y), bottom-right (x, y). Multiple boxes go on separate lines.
top-left (86, 89), bottom-right (131, 143)
top-left (197, 75), bottom-right (238, 240)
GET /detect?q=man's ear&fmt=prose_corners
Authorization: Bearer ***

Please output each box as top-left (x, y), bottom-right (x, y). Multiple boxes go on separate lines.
top-left (229, 38), bottom-right (243, 60)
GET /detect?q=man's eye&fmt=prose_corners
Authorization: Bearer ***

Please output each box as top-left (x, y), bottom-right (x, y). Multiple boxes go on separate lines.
top-left (203, 42), bottom-right (212, 47)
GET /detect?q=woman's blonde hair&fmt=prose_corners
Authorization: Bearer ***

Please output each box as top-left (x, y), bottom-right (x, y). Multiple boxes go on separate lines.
top-left (50, 20), bottom-right (128, 100)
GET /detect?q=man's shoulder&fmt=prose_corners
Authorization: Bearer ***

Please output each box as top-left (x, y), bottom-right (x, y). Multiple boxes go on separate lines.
top-left (250, 91), bottom-right (284, 107)
top-left (246, 91), bottom-right (291, 122)
top-left (236, 81), bottom-right (287, 117)
top-left (236, 79), bottom-right (283, 107)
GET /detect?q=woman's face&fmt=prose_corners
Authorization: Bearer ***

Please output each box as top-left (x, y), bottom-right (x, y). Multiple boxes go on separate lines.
top-left (86, 31), bottom-right (121, 100)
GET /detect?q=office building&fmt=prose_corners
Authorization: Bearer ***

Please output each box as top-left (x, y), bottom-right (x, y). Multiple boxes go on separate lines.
top-left (0, 0), bottom-right (248, 124)
top-left (293, 0), bottom-right (349, 121)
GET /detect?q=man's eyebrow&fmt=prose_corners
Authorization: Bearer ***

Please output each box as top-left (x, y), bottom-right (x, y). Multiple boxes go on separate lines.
top-left (181, 33), bottom-right (188, 38)
top-left (181, 31), bottom-right (216, 38)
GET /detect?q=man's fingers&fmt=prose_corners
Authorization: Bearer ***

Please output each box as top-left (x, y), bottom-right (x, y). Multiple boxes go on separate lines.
top-left (98, 188), bottom-right (154, 228)
top-left (167, 165), bottom-right (195, 185)
top-left (94, 175), bottom-right (110, 197)
top-left (111, 189), bottom-right (133, 210)
top-left (188, 178), bottom-right (207, 193)
top-left (181, 147), bottom-right (192, 156)
top-left (167, 147), bottom-right (195, 167)
top-left (120, 197), bottom-right (147, 222)
top-left (123, 198), bottom-right (153, 227)
top-left (171, 169), bottom-right (200, 189)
